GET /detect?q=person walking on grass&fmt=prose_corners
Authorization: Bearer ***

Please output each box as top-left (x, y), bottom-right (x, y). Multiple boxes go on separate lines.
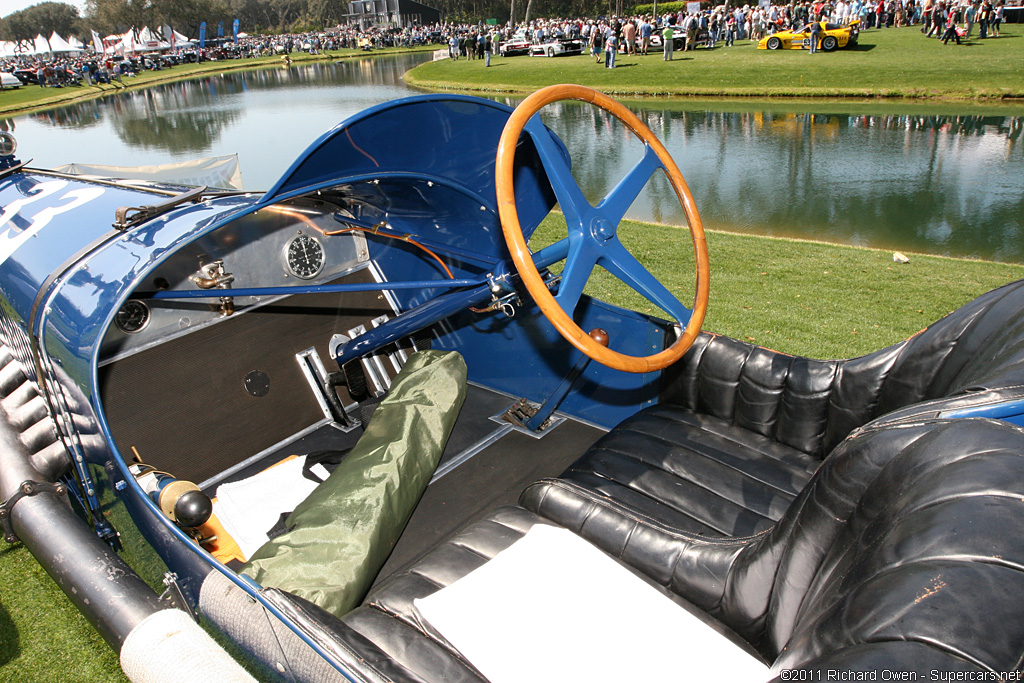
top-left (663, 19), bottom-right (676, 59)
top-left (685, 13), bottom-right (699, 49)
top-left (941, 4), bottom-right (962, 42)
top-left (927, 3), bottom-right (944, 35)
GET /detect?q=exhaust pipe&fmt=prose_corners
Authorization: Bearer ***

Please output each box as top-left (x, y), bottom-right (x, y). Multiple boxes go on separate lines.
top-left (0, 358), bottom-right (165, 650)
top-left (0, 350), bottom-right (256, 682)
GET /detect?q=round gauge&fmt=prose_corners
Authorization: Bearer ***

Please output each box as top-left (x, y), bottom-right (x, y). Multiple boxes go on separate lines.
top-left (285, 233), bottom-right (325, 280)
top-left (115, 300), bottom-right (150, 334)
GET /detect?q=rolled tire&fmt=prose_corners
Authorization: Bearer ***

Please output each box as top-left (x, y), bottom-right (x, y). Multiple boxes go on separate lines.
top-left (767, 36), bottom-right (782, 49)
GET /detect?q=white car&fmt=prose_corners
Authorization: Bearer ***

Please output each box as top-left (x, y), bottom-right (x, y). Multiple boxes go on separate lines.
top-left (1, 72), bottom-right (22, 89)
top-left (500, 31), bottom-right (532, 56)
top-left (530, 37), bottom-right (584, 56)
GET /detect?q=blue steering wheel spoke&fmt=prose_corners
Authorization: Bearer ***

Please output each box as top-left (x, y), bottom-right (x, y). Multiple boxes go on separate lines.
top-left (599, 240), bottom-right (691, 323)
top-left (524, 114), bottom-right (687, 325)
top-left (553, 238), bottom-right (599, 314)
top-left (524, 117), bottom-right (591, 229)
top-left (596, 144), bottom-right (663, 227)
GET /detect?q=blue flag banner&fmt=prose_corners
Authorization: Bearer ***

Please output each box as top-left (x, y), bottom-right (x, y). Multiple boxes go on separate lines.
top-left (217, 21), bottom-right (224, 37)
top-left (233, 19), bottom-right (239, 42)
top-left (199, 21), bottom-right (206, 48)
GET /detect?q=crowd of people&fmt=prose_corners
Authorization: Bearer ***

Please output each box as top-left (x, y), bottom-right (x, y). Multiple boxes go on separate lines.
top-left (1, 0), bottom-right (1009, 91)
top-left (0, 23), bottom-right (450, 90)
top-left (439, 0), bottom-right (1009, 65)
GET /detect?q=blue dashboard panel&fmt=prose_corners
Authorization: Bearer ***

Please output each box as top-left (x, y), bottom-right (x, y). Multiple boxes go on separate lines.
top-left (262, 95), bottom-right (564, 257)
top-left (434, 295), bottom-right (668, 429)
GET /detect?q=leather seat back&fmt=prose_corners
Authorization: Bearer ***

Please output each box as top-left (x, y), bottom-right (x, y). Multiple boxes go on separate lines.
top-left (670, 418), bottom-right (1024, 671)
top-left (662, 279), bottom-right (1024, 458)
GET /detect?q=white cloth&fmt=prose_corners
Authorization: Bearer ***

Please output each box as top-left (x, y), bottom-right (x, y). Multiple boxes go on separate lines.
top-left (414, 524), bottom-right (770, 683)
top-left (213, 456), bottom-right (323, 560)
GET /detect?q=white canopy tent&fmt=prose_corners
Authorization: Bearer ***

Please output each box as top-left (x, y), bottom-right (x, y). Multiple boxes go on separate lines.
top-left (0, 33), bottom-right (87, 58)
top-left (33, 34), bottom-right (51, 54)
top-left (137, 26), bottom-right (171, 51)
top-left (170, 29), bottom-right (195, 48)
top-left (105, 26), bottom-right (194, 55)
top-left (48, 32), bottom-right (83, 53)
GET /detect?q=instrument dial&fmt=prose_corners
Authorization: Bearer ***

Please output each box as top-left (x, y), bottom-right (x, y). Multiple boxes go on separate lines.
top-left (115, 300), bottom-right (150, 334)
top-left (285, 233), bottom-right (325, 280)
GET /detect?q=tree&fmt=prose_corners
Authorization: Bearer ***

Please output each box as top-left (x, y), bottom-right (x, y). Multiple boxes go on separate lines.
top-left (305, 0), bottom-right (346, 28)
top-left (0, 2), bottom-right (81, 42)
top-left (154, 0), bottom-right (231, 39)
top-left (85, 0), bottom-right (157, 34)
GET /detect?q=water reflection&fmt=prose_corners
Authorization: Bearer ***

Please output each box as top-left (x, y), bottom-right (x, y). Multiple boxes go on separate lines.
top-left (21, 55), bottom-right (424, 156)
top-left (527, 101), bottom-right (1023, 262)
top-left (9, 56), bottom-right (1023, 262)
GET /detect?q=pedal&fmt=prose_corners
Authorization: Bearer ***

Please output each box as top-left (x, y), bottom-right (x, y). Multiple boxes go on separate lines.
top-left (502, 397), bottom-right (544, 430)
top-left (341, 361), bottom-right (368, 400)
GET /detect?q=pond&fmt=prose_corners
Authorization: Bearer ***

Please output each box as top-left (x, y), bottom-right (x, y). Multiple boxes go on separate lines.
top-left (4, 54), bottom-right (1022, 262)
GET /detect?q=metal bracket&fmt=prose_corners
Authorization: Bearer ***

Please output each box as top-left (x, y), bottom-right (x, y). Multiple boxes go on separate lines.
top-left (0, 480), bottom-right (66, 544)
top-left (159, 572), bottom-right (199, 622)
top-left (501, 398), bottom-right (560, 434)
top-left (113, 185), bottom-right (208, 231)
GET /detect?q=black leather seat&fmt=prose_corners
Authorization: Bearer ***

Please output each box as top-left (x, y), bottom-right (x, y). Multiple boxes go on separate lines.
top-left (522, 278), bottom-right (1024, 538)
top-left (292, 417), bottom-right (1024, 681)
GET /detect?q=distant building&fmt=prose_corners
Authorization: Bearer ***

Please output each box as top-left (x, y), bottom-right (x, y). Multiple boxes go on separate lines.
top-left (343, 0), bottom-right (443, 28)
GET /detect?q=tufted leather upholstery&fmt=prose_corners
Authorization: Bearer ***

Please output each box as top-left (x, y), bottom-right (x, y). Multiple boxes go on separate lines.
top-left (316, 418), bottom-right (1024, 681)
top-left (663, 278), bottom-right (1024, 458)
top-left (523, 279), bottom-right (1024, 537)
top-left (524, 417), bottom-right (1024, 669)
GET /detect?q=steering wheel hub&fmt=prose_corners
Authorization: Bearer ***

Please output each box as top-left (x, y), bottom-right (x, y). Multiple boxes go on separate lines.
top-left (590, 217), bottom-right (615, 242)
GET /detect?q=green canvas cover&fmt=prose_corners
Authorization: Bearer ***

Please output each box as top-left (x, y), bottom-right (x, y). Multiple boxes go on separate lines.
top-left (242, 350), bottom-right (467, 617)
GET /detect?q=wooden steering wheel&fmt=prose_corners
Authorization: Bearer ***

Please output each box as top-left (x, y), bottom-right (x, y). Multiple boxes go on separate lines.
top-left (495, 84), bottom-right (710, 374)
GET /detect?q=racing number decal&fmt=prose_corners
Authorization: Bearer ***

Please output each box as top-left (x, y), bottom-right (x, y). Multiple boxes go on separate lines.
top-left (0, 180), bottom-right (67, 227)
top-left (0, 181), bottom-right (106, 264)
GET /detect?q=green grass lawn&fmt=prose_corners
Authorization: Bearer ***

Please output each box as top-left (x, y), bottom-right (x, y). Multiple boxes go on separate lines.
top-left (533, 217), bottom-right (1024, 358)
top-left (2, 223), bottom-right (1022, 682)
top-left (406, 25), bottom-right (1024, 100)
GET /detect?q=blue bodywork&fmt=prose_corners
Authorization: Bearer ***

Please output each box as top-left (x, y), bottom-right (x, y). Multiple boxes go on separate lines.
top-left (0, 94), bottom-right (681, 675)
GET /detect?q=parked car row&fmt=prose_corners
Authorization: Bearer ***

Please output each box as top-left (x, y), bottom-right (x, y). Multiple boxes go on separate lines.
top-left (493, 20), bottom-right (860, 58)
top-left (495, 29), bottom-right (714, 57)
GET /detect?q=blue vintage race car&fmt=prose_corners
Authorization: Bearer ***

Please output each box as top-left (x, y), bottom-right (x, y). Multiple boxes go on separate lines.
top-left (1, 85), bottom-right (1023, 683)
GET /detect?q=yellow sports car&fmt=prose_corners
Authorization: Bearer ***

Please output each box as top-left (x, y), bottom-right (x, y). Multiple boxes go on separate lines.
top-left (757, 19), bottom-right (860, 51)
